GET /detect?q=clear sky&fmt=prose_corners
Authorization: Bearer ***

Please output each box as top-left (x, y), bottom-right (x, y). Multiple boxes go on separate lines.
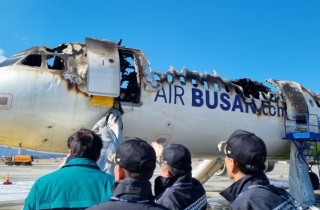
top-left (0, 1), bottom-right (319, 93)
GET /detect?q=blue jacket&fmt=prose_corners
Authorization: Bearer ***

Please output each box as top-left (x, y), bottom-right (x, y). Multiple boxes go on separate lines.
top-left (23, 157), bottom-right (114, 210)
top-left (86, 178), bottom-right (169, 210)
top-left (154, 173), bottom-right (207, 210)
top-left (220, 173), bottom-right (301, 210)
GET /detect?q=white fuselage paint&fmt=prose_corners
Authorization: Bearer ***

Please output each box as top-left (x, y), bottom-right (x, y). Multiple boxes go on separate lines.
top-left (0, 43), bottom-right (319, 159)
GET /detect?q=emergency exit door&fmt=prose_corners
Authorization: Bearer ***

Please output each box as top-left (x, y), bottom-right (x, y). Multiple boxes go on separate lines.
top-left (86, 38), bottom-right (120, 97)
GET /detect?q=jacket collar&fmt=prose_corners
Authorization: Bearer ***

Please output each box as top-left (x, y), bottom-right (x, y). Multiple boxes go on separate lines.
top-left (154, 172), bottom-right (193, 197)
top-left (220, 173), bottom-right (270, 203)
top-left (112, 178), bottom-right (155, 201)
top-left (62, 157), bottom-right (100, 169)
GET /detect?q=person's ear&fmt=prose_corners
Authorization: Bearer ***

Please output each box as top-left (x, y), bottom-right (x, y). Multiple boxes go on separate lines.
top-left (164, 166), bottom-right (172, 177)
top-left (114, 164), bottom-right (125, 181)
top-left (229, 158), bottom-right (237, 173)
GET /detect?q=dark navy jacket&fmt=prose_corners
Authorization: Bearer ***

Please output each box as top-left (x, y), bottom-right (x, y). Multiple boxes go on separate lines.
top-left (220, 173), bottom-right (302, 210)
top-left (86, 178), bottom-right (169, 210)
top-left (154, 173), bottom-right (207, 210)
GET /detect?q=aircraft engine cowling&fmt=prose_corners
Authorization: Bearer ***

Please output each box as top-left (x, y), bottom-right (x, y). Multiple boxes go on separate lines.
top-left (214, 164), bottom-right (227, 176)
top-left (214, 160), bottom-right (275, 177)
top-left (264, 160), bottom-right (275, 173)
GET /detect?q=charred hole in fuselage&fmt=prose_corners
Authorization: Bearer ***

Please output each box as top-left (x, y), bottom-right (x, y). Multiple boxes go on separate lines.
top-left (44, 45), bottom-right (73, 71)
top-left (118, 51), bottom-right (140, 103)
top-left (45, 44), bottom-right (69, 54)
top-left (46, 55), bottom-right (65, 70)
top-left (230, 78), bottom-right (271, 99)
top-left (234, 87), bottom-right (240, 95)
top-left (225, 86), bottom-right (230, 93)
top-left (21, 54), bottom-right (42, 67)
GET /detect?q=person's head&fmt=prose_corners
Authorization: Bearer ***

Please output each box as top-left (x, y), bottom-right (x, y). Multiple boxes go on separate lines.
top-left (67, 128), bottom-right (103, 162)
top-left (217, 129), bottom-right (267, 181)
top-left (160, 144), bottom-right (192, 177)
top-left (114, 137), bottom-right (156, 181)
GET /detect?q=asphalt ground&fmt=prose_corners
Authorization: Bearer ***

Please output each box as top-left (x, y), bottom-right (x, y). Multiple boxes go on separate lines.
top-left (0, 159), bottom-right (319, 210)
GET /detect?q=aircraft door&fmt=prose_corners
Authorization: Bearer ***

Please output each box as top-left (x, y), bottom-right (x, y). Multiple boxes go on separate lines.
top-left (85, 38), bottom-right (120, 97)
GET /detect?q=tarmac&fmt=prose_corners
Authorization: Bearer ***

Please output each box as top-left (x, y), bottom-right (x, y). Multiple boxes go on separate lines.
top-left (0, 159), bottom-right (320, 210)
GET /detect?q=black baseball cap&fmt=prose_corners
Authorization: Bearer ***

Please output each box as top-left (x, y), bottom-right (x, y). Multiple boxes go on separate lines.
top-left (217, 130), bottom-right (267, 169)
top-left (115, 137), bottom-right (156, 173)
top-left (162, 144), bottom-right (192, 171)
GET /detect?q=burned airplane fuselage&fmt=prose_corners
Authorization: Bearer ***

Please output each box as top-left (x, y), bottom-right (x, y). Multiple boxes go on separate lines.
top-left (0, 38), bottom-right (319, 158)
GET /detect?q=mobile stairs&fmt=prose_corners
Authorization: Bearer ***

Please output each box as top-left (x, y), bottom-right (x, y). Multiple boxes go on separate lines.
top-left (283, 113), bottom-right (320, 190)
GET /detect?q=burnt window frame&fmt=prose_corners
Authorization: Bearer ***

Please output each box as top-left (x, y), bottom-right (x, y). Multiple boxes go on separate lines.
top-left (46, 53), bottom-right (66, 71)
top-left (118, 49), bottom-right (141, 104)
top-left (19, 54), bottom-right (43, 68)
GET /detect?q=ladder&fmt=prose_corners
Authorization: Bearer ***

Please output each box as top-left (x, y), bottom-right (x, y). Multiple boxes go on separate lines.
top-left (283, 113), bottom-right (320, 190)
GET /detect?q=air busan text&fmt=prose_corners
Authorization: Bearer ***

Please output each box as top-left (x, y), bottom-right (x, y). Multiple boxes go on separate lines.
top-left (154, 85), bottom-right (285, 117)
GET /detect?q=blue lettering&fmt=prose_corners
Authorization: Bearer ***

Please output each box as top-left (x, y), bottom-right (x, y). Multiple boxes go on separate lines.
top-left (174, 85), bottom-right (185, 105)
top-left (277, 106), bottom-right (285, 117)
top-left (220, 93), bottom-right (231, 111)
top-left (192, 88), bottom-right (203, 107)
top-left (245, 103), bottom-right (256, 114)
top-left (154, 86), bottom-right (285, 118)
top-left (269, 106), bottom-right (276, 116)
top-left (262, 106), bottom-right (268, 116)
top-left (205, 90), bottom-right (218, 109)
top-left (231, 95), bottom-right (244, 112)
top-left (154, 87), bottom-right (167, 103)
top-left (169, 84), bottom-right (172, 104)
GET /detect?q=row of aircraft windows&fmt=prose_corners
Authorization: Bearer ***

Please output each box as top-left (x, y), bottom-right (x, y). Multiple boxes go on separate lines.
top-left (20, 54), bottom-right (65, 71)
top-left (152, 72), bottom-right (320, 108)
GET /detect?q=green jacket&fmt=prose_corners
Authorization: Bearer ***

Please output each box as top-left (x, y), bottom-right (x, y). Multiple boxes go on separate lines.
top-left (23, 157), bottom-right (114, 210)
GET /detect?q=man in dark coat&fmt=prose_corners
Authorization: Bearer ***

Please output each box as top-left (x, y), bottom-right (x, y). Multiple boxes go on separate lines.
top-left (217, 129), bottom-right (302, 209)
top-left (152, 143), bottom-right (207, 210)
top-left (87, 137), bottom-right (169, 210)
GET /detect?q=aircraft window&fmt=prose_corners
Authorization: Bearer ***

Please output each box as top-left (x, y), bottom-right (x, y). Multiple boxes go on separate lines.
top-left (316, 101), bottom-right (320, 108)
top-left (119, 52), bottom-right (140, 103)
top-left (203, 81), bottom-right (209, 89)
top-left (0, 97), bottom-right (8, 105)
top-left (309, 100), bottom-right (314, 107)
top-left (167, 75), bottom-right (173, 84)
top-left (47, 55), bottom-right (65, 70)
top-left (21, 54), bottom-right (42, 67)
top-left (214, 83), bottom-right (220, 91)
top-left (153, 73), bottom-right (160, 82)
top-left (0, 56), bottom-right (23, 67)
top-left (191, 79), bottom-right (198, 87)
top-left (225, 86), bottom-right (230, 93)
top-left (180, 77), bottom-right (186, 85)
